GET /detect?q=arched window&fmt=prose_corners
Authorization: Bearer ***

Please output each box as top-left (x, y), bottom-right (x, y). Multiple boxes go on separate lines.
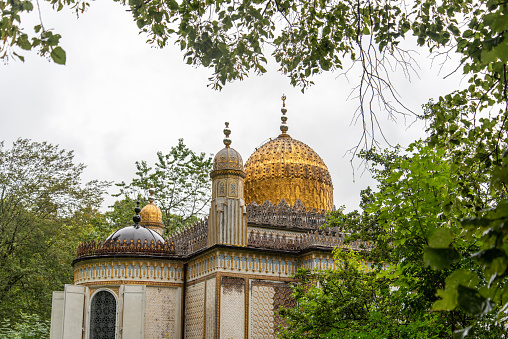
top-left (90, 290), bottom-right (117, 339)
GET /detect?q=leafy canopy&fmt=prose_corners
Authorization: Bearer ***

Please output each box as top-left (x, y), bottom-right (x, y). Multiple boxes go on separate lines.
top-left (0, 139), bottom-right (108, 321)
top-left (4, 0), bottom-right (506, 156)
top-left (111, 138), bottom-right (212, 234)
top-left (280, 137), bottom-right (507, 338)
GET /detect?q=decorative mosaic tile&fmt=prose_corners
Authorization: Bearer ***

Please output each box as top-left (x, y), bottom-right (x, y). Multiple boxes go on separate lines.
top-left (220, 277), bottom-right (244, 339)
top-left (205, 278), bottom-right (216, 339)
top-left (250, 283), bottom-right (275, 339)
top-left (144, 287), bottom-right (177, 338)
top-left (272, 284), bottom-right (296, 330)
top-left (185, 281), bottom-right (205, 339)
top-left (250, 280), bottom-right (295, 338)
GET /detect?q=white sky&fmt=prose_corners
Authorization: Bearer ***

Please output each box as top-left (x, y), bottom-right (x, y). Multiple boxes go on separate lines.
top-left (0, 1), bottom-right (464, 212)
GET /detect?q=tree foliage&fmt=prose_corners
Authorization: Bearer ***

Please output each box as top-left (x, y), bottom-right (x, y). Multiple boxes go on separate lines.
top-left (0, 312), bottom-right (50, 339)
top-left (0, 139), bottom-right (108, 321)
top-left (279, 252), bottom-right (447, 339)
top-left (112, 138), bottom-right (212, 234)
top-left (4, 0), bottom-right (506, 154)
top-left (280, 138), bottom-right (508, 337)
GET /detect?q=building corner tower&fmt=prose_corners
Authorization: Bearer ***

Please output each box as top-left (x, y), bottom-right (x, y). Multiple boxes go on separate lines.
top-left (207, 122), bottom-right (247, 247)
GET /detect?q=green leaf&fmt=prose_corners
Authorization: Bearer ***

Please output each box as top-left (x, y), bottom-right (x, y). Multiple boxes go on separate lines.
top-left (433, 269), bottom-right (479, 311)
top-left (428, 228), bottom-right (454, 248)
top-left (13, 52), bottom-right (25, 62)
top-left (167, 0), bottom-right (178, 10)
top-left (424, 247), bottom-right (460, 269)
top-left (457, 285), bottom-right (494, 315)
top-left (50, 47), bottom-right (66, 65)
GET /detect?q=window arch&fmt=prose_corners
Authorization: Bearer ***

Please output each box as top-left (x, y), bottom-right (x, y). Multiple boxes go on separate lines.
top-left (89, 290), bottom-right (117, 339)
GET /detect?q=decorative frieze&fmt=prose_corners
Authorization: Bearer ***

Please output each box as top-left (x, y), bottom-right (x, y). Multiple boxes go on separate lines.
top-left (247, 228), bottom-right (372, 252)
top-left (73, 259), bottom-right (184, 285)
top-left (186, 249), bottom-right (301, 282)
top-left (167, 218), bottom-right (208, 256)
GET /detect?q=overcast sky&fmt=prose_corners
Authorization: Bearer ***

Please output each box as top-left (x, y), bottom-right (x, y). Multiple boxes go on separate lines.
top-left (1, 1), bottom-right (464, 212)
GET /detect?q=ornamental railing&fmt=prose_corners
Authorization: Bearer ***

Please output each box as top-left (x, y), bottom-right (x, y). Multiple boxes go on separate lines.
top-left (166, 218), bottom-right (208, 255)
top-left (76, 238), bottom-right (176, 259)
top-left (247, 229), bottom-right (372, 252)
top-left (246, 199), bottom-right (328, 230)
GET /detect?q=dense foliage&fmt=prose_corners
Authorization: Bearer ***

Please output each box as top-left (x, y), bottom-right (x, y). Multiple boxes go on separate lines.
top-left (279, 135), bottom-right (507, 337)
top-left (0, 139), bottom-right (108, 322)
top-left (111, 138), bottom-right (212, 234)
top-left (4, 0), bottom-right (505, 152)
top-left (0, 313), bottom-right (50, 339)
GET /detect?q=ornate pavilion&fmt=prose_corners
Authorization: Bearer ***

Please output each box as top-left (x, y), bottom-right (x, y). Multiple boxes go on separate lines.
top-left (50, 97), bottom-right (366, 339)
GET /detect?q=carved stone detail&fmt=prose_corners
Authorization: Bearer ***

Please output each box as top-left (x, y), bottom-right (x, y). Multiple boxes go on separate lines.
top-left (246, 199), bottom-right (327, 230)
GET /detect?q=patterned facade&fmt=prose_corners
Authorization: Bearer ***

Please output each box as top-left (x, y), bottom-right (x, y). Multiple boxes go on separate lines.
top-left (50, 102), bottom-right (369, 339)
top-left (220, 277), bottom-right (245, 339)
top-left (185, 282), bottom-right (205, 338)
top-left (144, 287), bottom-right (178, 338)
top-left (205, 278), bottom-right (216, 339)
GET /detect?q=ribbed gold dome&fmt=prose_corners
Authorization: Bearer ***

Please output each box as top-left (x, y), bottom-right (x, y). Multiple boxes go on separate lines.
top-left (213, 147), bottom-right (244, 172)
top-left (244, 135), bottom-right (333, 211)
top-left (139, 202), bottom-right (164, 228)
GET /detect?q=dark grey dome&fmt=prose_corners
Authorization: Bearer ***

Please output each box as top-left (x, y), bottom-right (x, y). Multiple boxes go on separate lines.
top-left (106, 225), bottom-right (165, 244)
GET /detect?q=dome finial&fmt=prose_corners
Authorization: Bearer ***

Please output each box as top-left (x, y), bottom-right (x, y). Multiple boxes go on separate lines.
top-left (279, 94), bottom-right (290, 137)
top-left (223, 122), bottom-right (232, 148)
top-left (133, 201), bottom-right (141, 227)
top-left (148, 184), bottom-right (155, 204)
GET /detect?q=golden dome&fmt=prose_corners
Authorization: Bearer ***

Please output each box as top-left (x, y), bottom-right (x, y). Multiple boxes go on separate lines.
top-left (243, 96), bottom-right (333, 211)
top-left (212, 122), bottom-right (245, 178)
top-left (213, 147), bottom-right (244, 172)
top-left (139, 186), bottom-right (164, 235)
top-left (244, 135), bottom-right (333, 211)
top-left (139, 202), bottom-right (163, 228)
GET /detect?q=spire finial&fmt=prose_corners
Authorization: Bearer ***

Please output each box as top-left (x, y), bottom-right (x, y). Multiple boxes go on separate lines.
top-left (133, 201), bottom-right (141, 227)
top-left (279, 94), bottom-right (290, 137)
top-left (149, 184), bottom-right (155, 204)
top-left (223, 122), bottom-right (232, 148)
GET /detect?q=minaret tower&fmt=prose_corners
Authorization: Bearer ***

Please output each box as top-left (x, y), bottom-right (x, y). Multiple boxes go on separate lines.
top-left (207, 122), bottom-right (248, 247)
